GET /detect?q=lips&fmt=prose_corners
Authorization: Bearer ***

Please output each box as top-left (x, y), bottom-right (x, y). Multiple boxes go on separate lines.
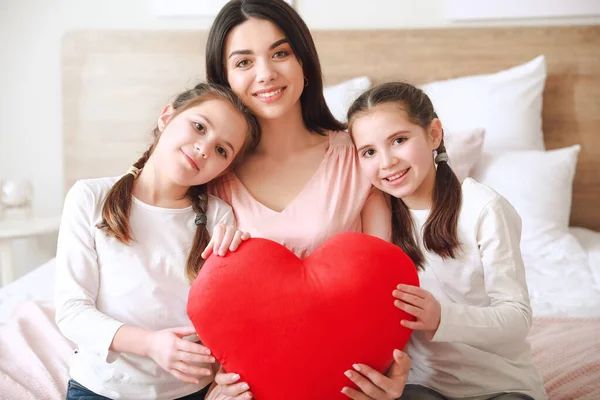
top-left (181, 150), bottom-right (199, 170)
top-left (382, 168), bottom-right (410, 183)
top-left (252, 86), bottom-right (286, 103)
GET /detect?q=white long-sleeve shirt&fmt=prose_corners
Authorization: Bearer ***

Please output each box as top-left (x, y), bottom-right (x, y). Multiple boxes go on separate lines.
top-left (55, 177), bottom-right (233, 400)
top-left (406, 178), bottom-right (546, 400)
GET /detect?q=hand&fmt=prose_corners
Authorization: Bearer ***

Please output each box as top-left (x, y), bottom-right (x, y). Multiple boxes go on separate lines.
top-left (146, 326), bottom-right (215, 384)
top-left (393, 284), bottom-right (441, 340)
top-left (341, 349), bottom-right (411, 399)
top-left (201, 224), bottom-right (250, 259)
top-left (206, 366), bottom-right (252, 400)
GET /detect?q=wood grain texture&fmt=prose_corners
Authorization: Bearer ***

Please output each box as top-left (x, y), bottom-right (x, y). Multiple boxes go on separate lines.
top-left (62, 26), bottom-right (600, 229)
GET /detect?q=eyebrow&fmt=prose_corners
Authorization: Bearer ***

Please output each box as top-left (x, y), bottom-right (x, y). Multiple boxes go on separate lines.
top-left (192, 114), bottom-right (235, 154)
top-left (228, 38), bottom-right (289, 59)
top-left (355, 130), bottom-right (411, 153)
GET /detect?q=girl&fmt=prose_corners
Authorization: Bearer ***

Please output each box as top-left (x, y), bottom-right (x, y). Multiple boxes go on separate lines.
top-left (347, 82), bottom-right (547, 400)
top-left (55, 83), bottom-right (259, 400)
top-left (203, 1), bottom-right (411, 398)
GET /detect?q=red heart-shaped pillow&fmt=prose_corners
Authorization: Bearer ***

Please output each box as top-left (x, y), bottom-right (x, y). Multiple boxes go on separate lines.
top-left (187, 232), bottom-right (418, 400)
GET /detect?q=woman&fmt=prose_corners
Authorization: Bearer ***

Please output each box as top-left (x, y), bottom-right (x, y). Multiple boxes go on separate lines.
top-left (205, 1), bottom-right (412, 399)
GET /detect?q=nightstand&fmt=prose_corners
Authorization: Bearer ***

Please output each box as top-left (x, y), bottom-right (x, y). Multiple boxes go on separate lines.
top-left (0, 215), bottom-right (61, 286)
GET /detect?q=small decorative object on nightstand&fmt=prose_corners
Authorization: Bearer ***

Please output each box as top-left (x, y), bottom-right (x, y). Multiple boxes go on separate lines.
top-left (0, 179), bottom-right (34, 218)
top-left (0, 215), bottom-right (61, 286)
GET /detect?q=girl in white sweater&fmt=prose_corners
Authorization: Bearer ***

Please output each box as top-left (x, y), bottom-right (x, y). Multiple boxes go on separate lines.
top-left (55, 83), bottom-right (258, 400)
top-left (347, 82), bottom-right (546, 400)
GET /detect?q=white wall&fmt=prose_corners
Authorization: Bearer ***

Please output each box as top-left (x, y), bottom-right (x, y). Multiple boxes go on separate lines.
top-left (1, 0), bottom-right (599, 281)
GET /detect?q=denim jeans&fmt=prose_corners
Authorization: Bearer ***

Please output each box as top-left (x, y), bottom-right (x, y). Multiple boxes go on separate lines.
top-left (65, 379), bottom-right (209, 400)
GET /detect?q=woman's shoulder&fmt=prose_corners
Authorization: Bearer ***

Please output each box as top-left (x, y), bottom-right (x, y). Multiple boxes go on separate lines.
top-left (326, 130), bottom-right (354, 150)
top-left (207, 173), bottom-right (236, 202)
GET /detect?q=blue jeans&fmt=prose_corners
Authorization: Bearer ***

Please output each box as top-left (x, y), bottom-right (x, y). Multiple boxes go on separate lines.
top-left (400, 385), bottom-right (535, 400)
top-left (65, 379), bottom-right (210, 400)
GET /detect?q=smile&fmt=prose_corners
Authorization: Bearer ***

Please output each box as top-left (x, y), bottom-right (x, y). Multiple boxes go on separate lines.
top-left (252, 87), bottom-right (287, 103)
top-left (255, 88), bottom-right (283, 98)
top-left (383, 168), bottom-right (410, 183)
top-left (181, 150), bottom-right (199, 170)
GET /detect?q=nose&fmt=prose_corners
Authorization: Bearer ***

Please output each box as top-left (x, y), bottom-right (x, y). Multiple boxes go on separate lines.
top-left (380, 150), bottom-right (398, 170)
top-left (194, 141), bottom-right (208, 159)
top-left (255, 58), bottom-right (277, 84)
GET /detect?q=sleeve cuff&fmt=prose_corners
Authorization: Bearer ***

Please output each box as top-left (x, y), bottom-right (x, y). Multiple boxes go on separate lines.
top-left (98, 320), bottom-right (126, 363)
top-left (430, 301), bottom-right (452, 342)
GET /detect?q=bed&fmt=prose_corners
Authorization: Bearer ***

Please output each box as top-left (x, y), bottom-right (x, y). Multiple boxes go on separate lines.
top-left (1, 25), bottom-right (599, 399)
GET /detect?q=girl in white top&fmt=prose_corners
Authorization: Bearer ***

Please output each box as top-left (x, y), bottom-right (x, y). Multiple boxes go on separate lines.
top-left (55, 83), bottom-right (259, 400)
top-left (347, 82), bottom-right (547, 400)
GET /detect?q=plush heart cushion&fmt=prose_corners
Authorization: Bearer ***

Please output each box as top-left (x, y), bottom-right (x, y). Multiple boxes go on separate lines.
top-left (187, 232), bottom-right (419, 400)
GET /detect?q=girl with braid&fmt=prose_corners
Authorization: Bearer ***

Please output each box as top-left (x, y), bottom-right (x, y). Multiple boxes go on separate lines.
top-left (347, 82), bottom-right (546, 400)
top-left (55, 82), bottom-right (259, 400)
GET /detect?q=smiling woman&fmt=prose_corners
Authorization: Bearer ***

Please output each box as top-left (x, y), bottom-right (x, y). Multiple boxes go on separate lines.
top-left (202, 0), bottom-right (413, 399)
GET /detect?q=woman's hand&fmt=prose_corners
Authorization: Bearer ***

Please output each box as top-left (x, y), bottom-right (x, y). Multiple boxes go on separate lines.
top-left (146, 326), bottom-right (215, 384)
top-left (206, 366), bottom-right (252, 400)
top-left (341, 349), bottom-right (411, 399)
top-left (202, 224), bottom-right (250, 259)
top-left (393, 284), bottom-right (441, 340)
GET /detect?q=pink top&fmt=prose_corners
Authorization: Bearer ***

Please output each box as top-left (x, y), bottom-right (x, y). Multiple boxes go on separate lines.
top-left (209, 131), bottom-right (375, 258)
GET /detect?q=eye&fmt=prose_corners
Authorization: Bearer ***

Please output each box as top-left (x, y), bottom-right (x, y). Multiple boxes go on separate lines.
top-left (361, 148), bottom-right (375, 158)
top-left (273, 50), bottom-right (289, 59)
top-left (194, 122), bottom-right (206, 133)
top-left (235, 59), bottom-right (251, 68)
top-left (393, 137), bottom-right (406, 145)
top-left (216, 146), bottom-right (228, 158)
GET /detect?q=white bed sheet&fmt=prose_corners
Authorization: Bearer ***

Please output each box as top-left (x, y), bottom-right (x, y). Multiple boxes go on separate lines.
top-left (1, 228), bottom-right (600, 321)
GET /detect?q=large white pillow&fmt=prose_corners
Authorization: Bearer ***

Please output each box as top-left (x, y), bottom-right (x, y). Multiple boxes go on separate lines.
top-left (472, 145), bottom-right (581, 257)
top-left (421, 55), bottom-right (546, 153)
top-left (444, 128), bottom-right (485, 183)
top-left (324, 76), bottom-right (371, 123)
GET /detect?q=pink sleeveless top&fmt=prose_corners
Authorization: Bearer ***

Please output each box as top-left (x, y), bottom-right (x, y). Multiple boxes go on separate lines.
top-left (209, 131), bottom-right (373, 259)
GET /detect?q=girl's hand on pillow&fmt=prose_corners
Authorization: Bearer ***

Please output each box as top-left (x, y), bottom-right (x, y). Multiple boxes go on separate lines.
top-left (393, 284), bottom-right (441, 340)
top-left (341, 349), bottom-right (411, 399)
top-left (146, 326), bottom-right (215, 384)
top-left (202, 224), bottom-right (251, 259)
top-left (207, 366), bottom-right (253, 400)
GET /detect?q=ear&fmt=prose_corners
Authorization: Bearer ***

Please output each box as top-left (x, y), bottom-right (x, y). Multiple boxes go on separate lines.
top-left (158, 104), bottom-right (175, 132)
top-left (428, 118), bottom-right (443, 150)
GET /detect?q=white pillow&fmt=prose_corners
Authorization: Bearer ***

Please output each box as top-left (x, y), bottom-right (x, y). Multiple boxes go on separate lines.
top-left (421, 55), bottom-right (546, 153)
top-left (324, 76), bottom-right (371, 123)
top-left (444, 128), bottom-right (485, 182)
top-left (472, 145), bottom-right (581, 257)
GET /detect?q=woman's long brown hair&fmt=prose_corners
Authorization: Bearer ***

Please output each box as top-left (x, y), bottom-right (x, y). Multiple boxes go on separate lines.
top-left (347, 82), bottom-right (462, 270)
top-left (206, 0), bottom-right (346, 134)
top-left (96, 83), bottom-right (259, 282)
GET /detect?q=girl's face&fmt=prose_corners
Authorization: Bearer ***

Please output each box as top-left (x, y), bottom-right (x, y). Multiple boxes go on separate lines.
top-left (153, 98), bottom-right (248, 188)
top-left (224, 18), bottom-right (305, 121)
top-left (351, 103), bottom-right (442, 209)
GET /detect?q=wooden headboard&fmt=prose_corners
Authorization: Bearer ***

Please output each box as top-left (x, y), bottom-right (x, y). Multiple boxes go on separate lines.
top-left (62, 26), bottom-right (600, 230)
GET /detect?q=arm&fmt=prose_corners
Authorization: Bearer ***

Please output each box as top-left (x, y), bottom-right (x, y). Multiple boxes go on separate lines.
top-left (54, 181), bottom-right (125, 362)
top-left (55, 182), bottom-right (215, 382)
top-left (361, 188), bottom-right (392, 242)
top-left (431, 196), bottom-right (532, 347)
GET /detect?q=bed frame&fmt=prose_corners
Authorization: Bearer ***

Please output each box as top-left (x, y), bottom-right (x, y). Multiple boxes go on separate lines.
top-left (62, 26), bottom-right (600, 230)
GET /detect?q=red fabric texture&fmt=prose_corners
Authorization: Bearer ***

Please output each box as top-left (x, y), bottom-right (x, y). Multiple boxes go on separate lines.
top-left (187, 232), bottom-right (419, 400)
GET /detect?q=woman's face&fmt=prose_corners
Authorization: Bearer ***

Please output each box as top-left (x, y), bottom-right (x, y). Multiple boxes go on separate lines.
top-left (224, 18), bottom-right (305, 121)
